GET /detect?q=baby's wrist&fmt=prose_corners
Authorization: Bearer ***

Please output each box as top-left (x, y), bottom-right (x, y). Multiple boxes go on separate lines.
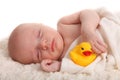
top-left (81, 27), bottom-right (95, 35)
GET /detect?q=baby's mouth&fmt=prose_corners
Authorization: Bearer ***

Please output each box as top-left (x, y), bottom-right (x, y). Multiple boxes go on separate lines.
top-left (51, 39), bottom-right (55, 52)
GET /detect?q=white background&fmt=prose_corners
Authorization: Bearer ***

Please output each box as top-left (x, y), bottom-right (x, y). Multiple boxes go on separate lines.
top-left (0, 0), bottom-right (119, 40)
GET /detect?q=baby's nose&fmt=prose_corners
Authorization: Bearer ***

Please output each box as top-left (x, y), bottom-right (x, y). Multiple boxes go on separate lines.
top-left (38, 39), bottom-right (48, 50)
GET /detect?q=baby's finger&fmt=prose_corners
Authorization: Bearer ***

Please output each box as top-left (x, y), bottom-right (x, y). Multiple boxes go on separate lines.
top-left (94, 41), bottom-right (107, 53)
top-left (91, 43), bottom-right (102, 54)
top-left (98, 40), bottom-right (107, 49)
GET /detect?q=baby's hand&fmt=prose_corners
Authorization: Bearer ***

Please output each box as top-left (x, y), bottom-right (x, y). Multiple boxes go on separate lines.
top-left (81, 31), bottom-right (107, 54)
top-left (40, 59), bottom-right (61, 72)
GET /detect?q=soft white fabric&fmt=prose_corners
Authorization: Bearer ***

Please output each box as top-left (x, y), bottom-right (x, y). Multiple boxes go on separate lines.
top-left (1, 9), bottom-right (120, 80)
top-left (61, 9), bottom-right (120, 75)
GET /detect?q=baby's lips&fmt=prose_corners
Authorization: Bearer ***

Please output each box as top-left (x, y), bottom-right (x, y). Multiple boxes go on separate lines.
top-left (83, 51), bottom-right (92, 56)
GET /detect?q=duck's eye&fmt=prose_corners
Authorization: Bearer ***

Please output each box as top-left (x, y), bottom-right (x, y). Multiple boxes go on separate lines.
top-left (81, 47), bottom-right (84, 50)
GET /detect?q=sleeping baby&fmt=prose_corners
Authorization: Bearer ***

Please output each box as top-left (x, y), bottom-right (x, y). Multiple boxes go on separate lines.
top-left (8, 9), bottom-right (109, 73)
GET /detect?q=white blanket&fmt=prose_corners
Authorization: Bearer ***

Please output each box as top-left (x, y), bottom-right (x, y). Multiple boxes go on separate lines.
top-left (0, 9), bottom-right (120, 80)
top-left (61, 8), bottom-right (120, 75)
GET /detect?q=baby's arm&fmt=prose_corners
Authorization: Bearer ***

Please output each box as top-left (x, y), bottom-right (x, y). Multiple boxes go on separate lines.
top-left (40, 59), bottom-right (61, 72)
top-left (79, 10), bottom-right (107, 54)
top-left (58, 9), bottom-right (107, 54)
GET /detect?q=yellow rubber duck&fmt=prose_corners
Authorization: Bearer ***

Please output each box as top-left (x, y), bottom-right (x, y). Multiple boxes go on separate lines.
top-left (70, 42), bottom-right (97, 67)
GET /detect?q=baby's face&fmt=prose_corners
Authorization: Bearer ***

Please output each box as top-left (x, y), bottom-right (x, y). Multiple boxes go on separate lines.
top-left (8, 23), bottom-right (64, 64)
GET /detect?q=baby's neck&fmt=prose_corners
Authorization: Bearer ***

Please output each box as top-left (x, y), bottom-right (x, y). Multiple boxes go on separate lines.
top-left (58, 41), bottom-right (73, 61)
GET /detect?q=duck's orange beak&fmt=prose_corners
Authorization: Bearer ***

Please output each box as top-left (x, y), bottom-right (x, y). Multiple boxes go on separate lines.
top-left (83, 51), bottom-right (92, 56)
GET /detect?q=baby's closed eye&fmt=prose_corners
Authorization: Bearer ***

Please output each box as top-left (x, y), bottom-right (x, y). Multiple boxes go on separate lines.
top-left (37, 30), bottom-right (41, 38)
